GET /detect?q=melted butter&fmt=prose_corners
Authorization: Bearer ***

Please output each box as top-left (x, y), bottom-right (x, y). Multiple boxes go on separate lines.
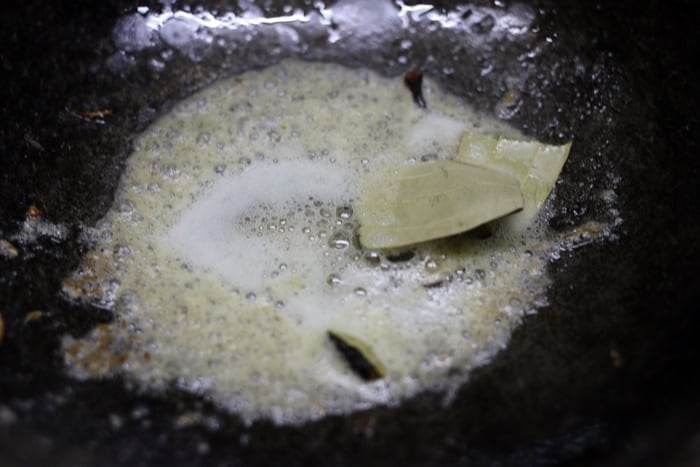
top-left (62, 60), bottom-right (569, 425)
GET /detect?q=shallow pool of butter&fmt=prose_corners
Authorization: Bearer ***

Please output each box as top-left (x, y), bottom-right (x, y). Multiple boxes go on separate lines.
top-left (62, 60), bottom-right (563, 425)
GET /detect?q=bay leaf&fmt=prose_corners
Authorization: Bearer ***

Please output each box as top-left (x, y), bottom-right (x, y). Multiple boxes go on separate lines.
top-left (456, 132), bottom-right (572, 231)
top-left (357, 160), bottom-right (524, 249)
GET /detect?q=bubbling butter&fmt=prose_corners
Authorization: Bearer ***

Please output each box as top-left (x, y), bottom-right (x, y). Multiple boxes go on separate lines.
top-left (62, 60), bottom-right (563, 425)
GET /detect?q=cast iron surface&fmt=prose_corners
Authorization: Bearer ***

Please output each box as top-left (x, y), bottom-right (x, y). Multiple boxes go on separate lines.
top-left (1, 0), bottom-right (698, 465)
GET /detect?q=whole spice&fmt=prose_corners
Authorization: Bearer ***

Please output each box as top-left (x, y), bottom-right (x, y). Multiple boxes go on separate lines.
top-left (404, 69), bottom-right (426, 108)
top-left (327, 330), bottom-right (386, 381)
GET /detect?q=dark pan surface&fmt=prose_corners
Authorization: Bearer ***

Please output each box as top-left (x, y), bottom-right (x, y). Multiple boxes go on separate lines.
top-left (1, 0), bottom-right (698, 465)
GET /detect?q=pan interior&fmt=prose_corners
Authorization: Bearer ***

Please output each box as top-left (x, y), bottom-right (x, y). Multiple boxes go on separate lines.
top-left (60, 59), bottom-right (617, 425)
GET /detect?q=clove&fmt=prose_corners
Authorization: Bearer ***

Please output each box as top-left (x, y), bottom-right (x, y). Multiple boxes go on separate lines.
top-left (404, 69), bottom-right (426, 108)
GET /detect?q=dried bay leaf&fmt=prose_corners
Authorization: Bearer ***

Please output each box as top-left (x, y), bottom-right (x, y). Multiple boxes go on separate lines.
top-left (357, 160), bottom-right (524, 249)
top-left (456, 132), bottom-right (572, 231)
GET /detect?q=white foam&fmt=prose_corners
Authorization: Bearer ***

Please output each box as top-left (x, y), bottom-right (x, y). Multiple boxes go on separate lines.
top-left (165, 160), bottom-right (355, 290)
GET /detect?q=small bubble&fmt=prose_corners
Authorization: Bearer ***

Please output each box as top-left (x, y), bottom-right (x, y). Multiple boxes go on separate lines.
top-left (239, 157), bottom-right (251, 167)
top-left (246, 292), bottom-right (256, 301)
top-left (328, 233), bottom-right (350, 249)
top-left (319, 208), bottom-right (332, 218)
top-left (278, 263), bottom-right (287, 271)
top-left (275, 301), bottom-right (285, 309)
top-left (475, 269), bottom-right (486, 280)
top-left (425, 258), bottom-right (440, 272)
top-left (327, 274), bottom-right (342, 285)
top-left (215, 164), bottom-right (226, 174)
top-left (196, 132), bottom-right (210, 144)
top-left (336, 206), bottom-right (353, 219)
top-left (364, 251), bottom-right (381, 266)
top-left (147, 183), bottom-right (160, 192)
top-left (353, 287), bottom-right (367, 296)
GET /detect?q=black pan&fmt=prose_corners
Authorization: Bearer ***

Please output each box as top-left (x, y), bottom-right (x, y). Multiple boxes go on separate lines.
top-left (1, 0), bottom-right (698, 465)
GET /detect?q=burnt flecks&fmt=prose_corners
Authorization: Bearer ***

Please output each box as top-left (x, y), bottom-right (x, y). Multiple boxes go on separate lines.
top-left (404, 69), bottom-right (426, 109)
